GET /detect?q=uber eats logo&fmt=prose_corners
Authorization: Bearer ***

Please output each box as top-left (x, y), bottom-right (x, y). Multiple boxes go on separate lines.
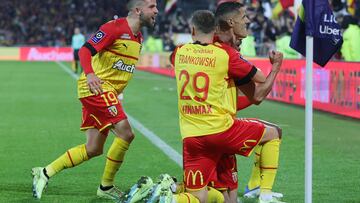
top-left (113, 60), bottom-right (135, 73)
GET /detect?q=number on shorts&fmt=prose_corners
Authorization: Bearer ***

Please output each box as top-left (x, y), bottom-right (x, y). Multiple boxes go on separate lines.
top-left (101, 92), bottom-right (119, 106)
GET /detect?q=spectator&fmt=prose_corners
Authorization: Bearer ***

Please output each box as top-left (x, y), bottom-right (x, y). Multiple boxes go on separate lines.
top-left (341, 15), bottom-right (360, 61)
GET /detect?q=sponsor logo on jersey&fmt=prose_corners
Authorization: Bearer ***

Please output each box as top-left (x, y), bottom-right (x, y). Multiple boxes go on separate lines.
top-left (108, 106), bottom-right (118, 117)
top-left (91, 30), bottom-right (106, 44)
top-left (112, 60), bottom-right (135, 73)
top-left (120, 33), bottom-right (131, 39)
top-left (182, 105), bottom-right (212, 115)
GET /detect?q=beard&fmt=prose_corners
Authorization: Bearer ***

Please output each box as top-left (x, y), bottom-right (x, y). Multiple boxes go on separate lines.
top-left (140, 12), bottom-right (155, 28)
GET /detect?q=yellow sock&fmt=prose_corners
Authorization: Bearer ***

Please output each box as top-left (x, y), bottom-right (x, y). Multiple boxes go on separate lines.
top-left (247, 145), bottom-right (262, 190)
top-left (260, 139), bottom-right (280, 192)
top-left (207, 187), bottom-right (224, 203)
top-left (45, 144), bottom-right (89, 177)
top-left (173, 192), bottom-right (200, 203)
top-left (101, 137), bottom-right (129, 186)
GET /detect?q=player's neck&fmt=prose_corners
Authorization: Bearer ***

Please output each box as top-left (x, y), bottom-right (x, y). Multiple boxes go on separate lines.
top-left (126, 16), bottom-right (141, 35)
top-left (192, 34), bottom-right (214, 44)
top-left (216, 31), bottom-right (232, 44)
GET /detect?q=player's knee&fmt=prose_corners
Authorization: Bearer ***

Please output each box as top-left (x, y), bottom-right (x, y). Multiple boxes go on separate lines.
top-left (123, 130), bottom-right (135, 142)
top-left (86, 145), bottom-right (103, 158)
top-left (261, 127), bottom-right (279, 143)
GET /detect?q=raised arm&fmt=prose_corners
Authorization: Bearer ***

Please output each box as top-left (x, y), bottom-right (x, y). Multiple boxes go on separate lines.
top-left (238, 50), bottom-right (283, 105)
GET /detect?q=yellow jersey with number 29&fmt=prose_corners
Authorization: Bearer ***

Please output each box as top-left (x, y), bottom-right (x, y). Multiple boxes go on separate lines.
top-left (172, 41), bottom-right (257, 139)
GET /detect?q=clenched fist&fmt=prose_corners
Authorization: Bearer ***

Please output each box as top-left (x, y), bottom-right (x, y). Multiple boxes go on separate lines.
top-left (269, 50), bottom-right (283, 73)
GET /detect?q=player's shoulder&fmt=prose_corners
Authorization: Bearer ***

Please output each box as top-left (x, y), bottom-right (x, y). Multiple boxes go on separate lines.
top-left (101, 18), bottom-right (128, 32)
top-left (213, 42), bottom-right (235, 53)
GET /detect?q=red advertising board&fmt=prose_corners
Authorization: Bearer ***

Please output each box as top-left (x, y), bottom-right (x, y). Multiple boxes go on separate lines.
top-left (20, 47), bottom-right (73, 61)
top-left (250, 59), bottom-right (360, 119)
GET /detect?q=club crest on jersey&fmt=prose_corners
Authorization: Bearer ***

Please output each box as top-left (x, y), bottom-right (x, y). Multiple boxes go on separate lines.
top-left (232, 172), bottom-right (238, 183)
top-left (107, 106), bottom-right (118, 117)
top-left (120, 33), bottom-right (131, 39)
top-left (113, 60), bottom-right (135, 73)
top-left (91, 30), bottom-right (106, 44)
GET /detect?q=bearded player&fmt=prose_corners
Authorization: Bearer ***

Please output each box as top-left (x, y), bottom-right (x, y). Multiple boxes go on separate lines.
top-left (31, 0), bottom-right (158, 200)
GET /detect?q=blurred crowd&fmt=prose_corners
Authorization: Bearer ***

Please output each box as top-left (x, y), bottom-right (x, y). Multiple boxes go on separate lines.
top-left (0, 0), bottom-right (359, 61)
top-left (0, 0), bottom-right (127, 46)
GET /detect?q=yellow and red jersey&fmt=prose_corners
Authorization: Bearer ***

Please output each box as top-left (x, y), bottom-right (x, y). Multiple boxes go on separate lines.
top-left (172, 41), bottom-right (257, 139)
top-left (77, 18), bottom-right (143, 98)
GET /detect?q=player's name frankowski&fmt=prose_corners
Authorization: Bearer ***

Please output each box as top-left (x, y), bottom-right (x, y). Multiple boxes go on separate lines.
top-left (178, 54), bottom-right (216, 67)
top-left (182, 104), bottom-right (212, 115)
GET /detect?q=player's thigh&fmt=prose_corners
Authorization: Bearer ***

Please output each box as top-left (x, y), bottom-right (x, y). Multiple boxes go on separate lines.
top-left (112, 119), bottom-right (135, 143)
top-left (221, 119), bottom-right (265, 156)
top-left (183, 137), bottom-right (221, 192)
top-left (211, 154), bottom-right (238, 192)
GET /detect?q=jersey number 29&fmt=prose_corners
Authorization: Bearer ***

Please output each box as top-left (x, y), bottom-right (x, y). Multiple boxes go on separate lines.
top-left (179, 70), bottom-right (209, 102)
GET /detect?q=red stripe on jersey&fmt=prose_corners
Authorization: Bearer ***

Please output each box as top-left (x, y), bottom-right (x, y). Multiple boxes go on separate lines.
top-left (105, 48), bottom-right (139, 61)
top-left (66, 151), bottom-right (75, 167)
top-left (107, 156), bottom-right (123, 163)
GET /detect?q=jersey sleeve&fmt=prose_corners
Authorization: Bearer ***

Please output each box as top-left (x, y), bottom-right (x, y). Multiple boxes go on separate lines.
top-left (170, 45), bottom-right (182, 66)
top-left (83, 22), bottom-right (118, 56)
top-left (223, 44), bottom-right (257, 86)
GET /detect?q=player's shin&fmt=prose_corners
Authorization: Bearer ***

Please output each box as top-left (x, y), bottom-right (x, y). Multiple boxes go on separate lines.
top-left (101, 137), bottom-right (129, 187)
top-left (247, 145), bottom-right (262, 190)
top-left (259, 139), bottom-right (280, 193)
top-left (45, 144), bottom-right (89, 177)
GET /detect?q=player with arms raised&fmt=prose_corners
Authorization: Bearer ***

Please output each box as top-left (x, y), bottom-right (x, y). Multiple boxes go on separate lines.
top-left (172, 10), bottom-right (283, 203)
top-left (212, 2), bottom-right (285, 202)
top-left (31, 0), bottom-right (158, 200)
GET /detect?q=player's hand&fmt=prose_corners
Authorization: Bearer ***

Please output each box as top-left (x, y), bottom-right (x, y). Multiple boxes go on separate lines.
top-left (86, 73), bottom-right (103, 95)
top-left (269, 50), bottom-right (283, 72)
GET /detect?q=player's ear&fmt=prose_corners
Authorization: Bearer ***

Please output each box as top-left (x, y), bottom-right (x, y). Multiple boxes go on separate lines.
top-left (135, 7), bottom-right (142, 16)
top-left (227, 18), bottom-right (234, 28)
top-left (191, 26), bottom-right (196, 36)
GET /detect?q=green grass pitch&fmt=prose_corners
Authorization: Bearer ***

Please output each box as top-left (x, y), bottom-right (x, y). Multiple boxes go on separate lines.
top-left (0, 61), bottom-right (359, 203)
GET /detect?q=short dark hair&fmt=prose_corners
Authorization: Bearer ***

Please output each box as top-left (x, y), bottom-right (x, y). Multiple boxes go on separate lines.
top-left (191, 10), bottom-right (216, 34)
top-left (215, 2), bottom-right (244, 31)
top-left (127, 0), bottom-right (145, 10)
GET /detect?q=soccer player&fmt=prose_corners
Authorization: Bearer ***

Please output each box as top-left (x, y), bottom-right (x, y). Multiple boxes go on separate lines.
top-left (31, 0), bottom-right (158, 200)
top-left (172, 10), bottom-right (283, 203)
top-left (213, 2), bottom-right (285, 202)
top-left (71, 27), bottom-right (85, 74)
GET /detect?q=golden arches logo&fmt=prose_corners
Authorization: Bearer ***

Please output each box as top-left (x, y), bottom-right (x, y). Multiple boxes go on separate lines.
top-left (186, 170), bottom-right (204, 186)
top-left (239, 139), bottom-right (257, 152)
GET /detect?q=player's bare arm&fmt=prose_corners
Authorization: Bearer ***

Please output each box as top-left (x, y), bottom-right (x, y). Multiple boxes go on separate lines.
top-left (239, 50), bottom-right (283, 104)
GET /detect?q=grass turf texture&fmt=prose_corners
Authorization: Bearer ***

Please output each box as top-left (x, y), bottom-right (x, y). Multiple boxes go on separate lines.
top-left (0, 61), bottom-right (359, 202)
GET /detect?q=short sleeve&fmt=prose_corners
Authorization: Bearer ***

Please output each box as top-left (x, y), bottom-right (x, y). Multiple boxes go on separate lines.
top-left (224, 44), bottom-right (257, 86)
top-left (86, 22), bottom-right (118, 53)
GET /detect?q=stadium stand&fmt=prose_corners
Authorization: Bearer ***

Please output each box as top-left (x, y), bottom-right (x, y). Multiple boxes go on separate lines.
top-left (0, 0), bottom-right (359, 59)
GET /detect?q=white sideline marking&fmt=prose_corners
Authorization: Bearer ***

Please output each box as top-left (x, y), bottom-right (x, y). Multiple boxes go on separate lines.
top-left (127, 115), bottom-right (182, 166)
top-left (55, 61), bottom-right (182, 167)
